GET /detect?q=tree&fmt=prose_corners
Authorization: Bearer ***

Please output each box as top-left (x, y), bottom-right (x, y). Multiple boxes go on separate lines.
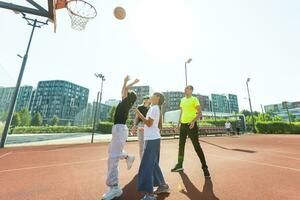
top-left (51, 116), bottom-right (60, 126)
top-left (257, 113), bottom-right (271, 122)
top-left (0, 112), bottom-right (8, 122)
top-left (240, 110), bottom-right (251, 117)
top-left (19, 108), bottom-right (31, 126)
top-left (253, 111), bottom-right (260, 116)
top-left (11, 112), bottom-right (21, 127)
top-left (288, 112), bottom-right (296, 122)
top-left (31, 112), bottom-right (43, 126)
top-left (272, 115), bottom-right (283, 122)
top-left (108, 106), bottom-right (116, 122)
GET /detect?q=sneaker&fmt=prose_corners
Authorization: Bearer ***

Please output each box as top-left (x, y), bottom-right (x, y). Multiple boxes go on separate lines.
top-left (141, 194), bottom-right (157, 200)
top-left (126, 155), bottom-right (135, 170)
top-left (171, 163), bottom-right (184, 172)
top-left (102, 186), bottom-right (123, 200)
top-left (203, 168), bottom-right (211, 178)
top-left (154, 184), bottom-right (170, 194)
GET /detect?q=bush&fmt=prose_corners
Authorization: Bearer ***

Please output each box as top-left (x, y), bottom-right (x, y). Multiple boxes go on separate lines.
top-left (255, 122), bottom-right (300, 134)
top-left (0, 122), bottom-right (4, 133)
top-left (31, 112), bottom-right (43, 126)
top-left (10, 126), bottom-right (92, 134)
top-left (97, 122), bottom-right (113, 134)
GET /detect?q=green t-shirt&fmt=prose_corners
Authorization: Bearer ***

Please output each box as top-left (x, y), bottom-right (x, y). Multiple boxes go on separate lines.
top-left (180, 96), bottom-right (200, 123)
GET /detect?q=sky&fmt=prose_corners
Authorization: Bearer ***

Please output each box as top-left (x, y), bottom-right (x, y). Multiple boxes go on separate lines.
top-left (0, 0), bottom-right (299, 112)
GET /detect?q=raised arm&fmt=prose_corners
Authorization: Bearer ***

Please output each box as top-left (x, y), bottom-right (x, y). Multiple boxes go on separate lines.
top-left (121, 75), bottom-right (139, 99)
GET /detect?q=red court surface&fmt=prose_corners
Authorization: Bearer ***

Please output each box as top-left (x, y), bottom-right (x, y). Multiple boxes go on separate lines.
top-left (0, 134), bottom-right (299, 200)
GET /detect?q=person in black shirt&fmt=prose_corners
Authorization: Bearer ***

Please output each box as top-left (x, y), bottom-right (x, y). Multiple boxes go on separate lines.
top-left (102, 75), bottom-right (139, 200)
top-left (132, 95), bottom-right (150, 159)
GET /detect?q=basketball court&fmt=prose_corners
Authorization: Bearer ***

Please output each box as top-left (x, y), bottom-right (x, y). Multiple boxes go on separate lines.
top-left (0, 134), bottom-right (299, 200)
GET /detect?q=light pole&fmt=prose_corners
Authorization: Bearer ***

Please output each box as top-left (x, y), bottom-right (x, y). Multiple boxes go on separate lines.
top-left (282, 101), bottom-right (291, 124)
top-left (260, 104), bottom-right (264, 114)
top-left (185, 58), bottom-right (192, 86)
top-left (91, 73), bottom-right (105, 143)
top-left (0, 14), bottom-right (47, 148)
top-left (246, 78), bottom-right (256, 133)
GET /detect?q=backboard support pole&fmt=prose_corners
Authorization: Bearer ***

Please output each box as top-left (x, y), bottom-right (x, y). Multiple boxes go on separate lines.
top-left (0, 1), bottom-right (50, 18)
top-left (0, 16), bottom-right (48, 148)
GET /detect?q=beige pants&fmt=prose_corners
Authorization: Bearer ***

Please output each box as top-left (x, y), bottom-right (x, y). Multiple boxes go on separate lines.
top-left (106, 124), bottom-right (129, 187)
top-left (137, 123), bottom-right (145, 159)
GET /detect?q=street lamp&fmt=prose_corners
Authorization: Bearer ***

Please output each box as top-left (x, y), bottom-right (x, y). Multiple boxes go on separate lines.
top-left (185, 58), bottom-right (192, 86)
top-left (282, 101), bottom-right (291, 124)
top-left (246, 78), bottom-right (256, 133)
top-left (0, 14), bottom-right (48, 148)
top-left (91, 73), bottom-right (105, 143)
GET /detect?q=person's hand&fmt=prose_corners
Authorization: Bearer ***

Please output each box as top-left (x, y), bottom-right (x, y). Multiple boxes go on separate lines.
top-left (133, 78), bottom-right (140, 84)
top-left (189, 121), bottom-right (195, 129)
top-left (124, 75), bottom-right (130, 82)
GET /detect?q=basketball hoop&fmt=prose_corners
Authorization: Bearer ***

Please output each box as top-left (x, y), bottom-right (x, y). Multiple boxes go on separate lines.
top-left (66, 0), bottom-right (97, 31)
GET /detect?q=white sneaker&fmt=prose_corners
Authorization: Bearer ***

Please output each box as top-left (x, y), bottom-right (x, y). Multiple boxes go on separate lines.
top-left (126, 155), bottom-right (135, 170)
top-left (102, 186), bottom-right (123, 200)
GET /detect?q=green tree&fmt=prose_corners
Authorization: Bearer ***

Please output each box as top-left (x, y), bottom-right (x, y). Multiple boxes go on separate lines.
top-left (0, 112), bottom-right (8, 122)
top-left (272, 115), bottom-right (283, 122)
top-left (31, 112), bottom-right (43, 126)
top-left (240, 109), bottom-right (251, 117)
top-left (11, 112), bottom-right (21, 127)
top-left (257, 113), bottom-right (271, 122)
top-left (19, 108), bottom-right (31, 126)
top-left (288, 112), bottom-right (296, 122)
top-left (253, 111), bottom-right (260, 116)
top-left (108, 106), bottom-right (116, 122)
top-left (51, 116), bottom-right (60, 126)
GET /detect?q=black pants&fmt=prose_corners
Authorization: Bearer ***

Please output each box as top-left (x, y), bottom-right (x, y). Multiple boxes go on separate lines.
top-left (178, 123), bottom-right (208, 169)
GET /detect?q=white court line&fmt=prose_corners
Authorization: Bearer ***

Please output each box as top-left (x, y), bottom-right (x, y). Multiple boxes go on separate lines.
top-left (0, 158), bottom-right (107, 174)
top-left (266, 153), bottom-right (300, 161)
top-left (7, 145), bottom-right (103, 155)
top-left (208, 153), bottom-right (300, 172)
top-left (0, 152), bottom-right (12, 159)
top-left (262, 150), bottom-right (300, 156)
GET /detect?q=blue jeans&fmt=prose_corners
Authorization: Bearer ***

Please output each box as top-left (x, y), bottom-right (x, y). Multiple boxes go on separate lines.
top-left (137, 139), bottom-right (166, 193)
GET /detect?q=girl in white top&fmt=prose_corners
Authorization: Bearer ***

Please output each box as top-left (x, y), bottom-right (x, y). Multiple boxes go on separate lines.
top-left (134, 92), bottom-right (170, 200)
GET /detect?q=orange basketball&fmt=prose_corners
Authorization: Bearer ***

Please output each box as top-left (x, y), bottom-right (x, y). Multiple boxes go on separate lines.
top-left (114, 6), bottom-right (126, 20)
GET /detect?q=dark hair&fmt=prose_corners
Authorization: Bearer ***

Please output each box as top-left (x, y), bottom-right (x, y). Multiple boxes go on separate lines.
top-left (127, 91), bottom-right (137, 107)
top-left (153, 92), bottom-right (165, 129)
top-left (186, 85), bottom-right (194, 91)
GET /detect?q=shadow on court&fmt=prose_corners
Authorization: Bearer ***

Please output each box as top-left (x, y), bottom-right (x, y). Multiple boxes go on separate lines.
top-left (179, 171), bottom-right (219, 200)
top-left (199, 139), bottom-right (256, 153)
top-left (118, 175), bottom-right (170, 200)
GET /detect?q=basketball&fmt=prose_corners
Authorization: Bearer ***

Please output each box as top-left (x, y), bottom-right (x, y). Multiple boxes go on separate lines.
top-left (114, 6), bottom-right (126, 20)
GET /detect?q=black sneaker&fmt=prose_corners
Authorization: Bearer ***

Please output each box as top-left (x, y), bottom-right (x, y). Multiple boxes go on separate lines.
top-left (171, 164), bottom-right (184, 172)
top-left (203, 168), bottom-right (211, 178)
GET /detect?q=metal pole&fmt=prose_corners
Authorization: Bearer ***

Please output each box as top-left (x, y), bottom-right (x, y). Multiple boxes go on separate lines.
top-left (98, 78), bottom-right (104, 127)
top-left (185, 62), bottom-right (187, 87)
top-left (260, 104), bottom-right (264, 114)
top-left (0, 19), bottom-right (37, 148)
top-left (91, 91), bottom-right (100, 143)
top-left (283, 102), bottom-right (291, 124)
top-left (246, 81), bottom-right (256, 133)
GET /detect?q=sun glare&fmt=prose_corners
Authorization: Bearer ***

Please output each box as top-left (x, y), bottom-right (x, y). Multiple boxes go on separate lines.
top-left (130, 0), bottom-right (195, 60)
